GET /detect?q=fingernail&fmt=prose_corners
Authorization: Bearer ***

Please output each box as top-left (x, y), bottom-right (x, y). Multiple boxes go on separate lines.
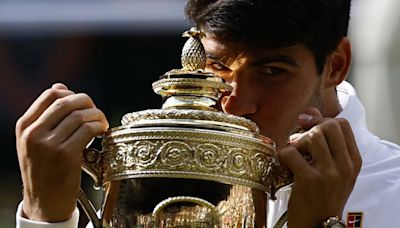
top-left (298, 113), bottom-right (314, 122)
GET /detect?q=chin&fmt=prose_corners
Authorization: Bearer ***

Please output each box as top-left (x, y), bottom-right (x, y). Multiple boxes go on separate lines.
top-left (259, 127), bottom-right (293, 148)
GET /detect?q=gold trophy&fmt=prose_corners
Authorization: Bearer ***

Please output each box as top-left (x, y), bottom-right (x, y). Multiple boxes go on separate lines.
top-left (78, 28), bottom-right (292, 228)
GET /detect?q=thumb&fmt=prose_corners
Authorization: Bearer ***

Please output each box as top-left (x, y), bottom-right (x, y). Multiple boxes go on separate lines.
top-left (52, 83), bottom-right (68, 90)
top-left (298, 107), bottom-right (323, 130)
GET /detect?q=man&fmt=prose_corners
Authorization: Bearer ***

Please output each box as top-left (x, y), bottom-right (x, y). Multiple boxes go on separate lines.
top-left (15, 0), bottom-right (400, 228)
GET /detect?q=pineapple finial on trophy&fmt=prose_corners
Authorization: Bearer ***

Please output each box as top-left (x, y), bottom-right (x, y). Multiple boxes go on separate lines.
top-left (152, 27), bottom-right (232, 110)
top-left (181, 27), bottom-right (207, 72)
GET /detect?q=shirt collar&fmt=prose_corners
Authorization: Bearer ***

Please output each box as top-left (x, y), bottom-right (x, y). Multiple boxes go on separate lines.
top-left (336, 81), bottom-right (374, 163)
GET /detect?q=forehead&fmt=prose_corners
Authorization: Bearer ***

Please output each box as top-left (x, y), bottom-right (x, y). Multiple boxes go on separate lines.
top-left (201, 35), bottom-right (315, 69)
top-left (201, 35), bottom-right (239, 64)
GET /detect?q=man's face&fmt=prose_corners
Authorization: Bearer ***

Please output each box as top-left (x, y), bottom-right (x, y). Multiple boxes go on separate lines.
top-left (202, 36), bottom-right (324, 147)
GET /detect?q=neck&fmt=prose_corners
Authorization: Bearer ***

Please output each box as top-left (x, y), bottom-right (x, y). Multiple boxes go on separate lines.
top-left (322, 88), bottom-right (342, 118)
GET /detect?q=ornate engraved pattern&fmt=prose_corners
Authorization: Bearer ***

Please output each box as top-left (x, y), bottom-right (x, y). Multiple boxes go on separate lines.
top-left (195, 143), bottom-right (224, 171)
top-left (133, 141), bottom-right (159, 168)
top-left (121, 109), bottom-right (260, 133)
top-left (271, 167), bottom-right (293, 197)
top-left (159, 141), bottom-right (192, 169)
top-left (227, 149), bottom-right (249, 176)
top-left (253, 152), bottom-right (275, 184)
top-left (96, 127), bottom-right (279, 193)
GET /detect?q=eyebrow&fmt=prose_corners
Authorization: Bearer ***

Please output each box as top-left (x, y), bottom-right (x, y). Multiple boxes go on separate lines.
top-left (207, 53), bottom-right (299, 69)
top-left (249, 54), bottom-right (299, 68)
top-left (206, 54), bottom-right (233, 67)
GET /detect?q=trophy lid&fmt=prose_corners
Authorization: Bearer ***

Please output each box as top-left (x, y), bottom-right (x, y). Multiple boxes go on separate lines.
top-left (121, 28), bottom-right (261, 136)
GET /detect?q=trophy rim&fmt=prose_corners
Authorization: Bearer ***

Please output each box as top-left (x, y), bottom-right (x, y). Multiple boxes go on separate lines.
top-left (121, 109), bottom-right (261, 134)
top-left (93, 123), bottom-right (279, 193)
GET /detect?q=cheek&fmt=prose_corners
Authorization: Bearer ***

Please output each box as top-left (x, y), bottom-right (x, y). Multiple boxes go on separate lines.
top-left (256, 87), bottom-right (303, 129)
top-left (251, 77), bottom-right (320, 142)
top-left (257, 79), bottom-right (315, 117)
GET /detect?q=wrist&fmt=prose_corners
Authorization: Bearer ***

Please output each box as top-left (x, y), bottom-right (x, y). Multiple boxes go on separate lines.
top-left (17, 201), bottom-right (80, 227)
top-left (322, 216), bottom-right (346, 228)
top-left (22, 198), bottom-right (75, 222)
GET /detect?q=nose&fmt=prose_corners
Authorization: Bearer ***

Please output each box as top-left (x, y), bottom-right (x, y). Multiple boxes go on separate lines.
top-left (221, 80), bottom-right (257, 117)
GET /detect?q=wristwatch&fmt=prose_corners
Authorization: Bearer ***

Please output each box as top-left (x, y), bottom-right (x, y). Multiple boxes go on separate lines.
top-left (322, 216), bottom-right (346, 228)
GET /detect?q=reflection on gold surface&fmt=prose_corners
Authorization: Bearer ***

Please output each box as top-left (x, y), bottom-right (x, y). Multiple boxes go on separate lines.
top-left (108, 182), bottom-right (265, 228)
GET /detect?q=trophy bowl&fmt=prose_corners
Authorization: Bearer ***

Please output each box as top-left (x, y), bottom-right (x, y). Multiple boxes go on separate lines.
top-left (78, 28), bottom-right (291, 228)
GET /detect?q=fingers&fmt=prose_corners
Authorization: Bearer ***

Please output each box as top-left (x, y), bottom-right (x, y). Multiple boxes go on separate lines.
top-left (15, 83), bottom-right (109, 222)
top-left (298, 107), bottom-right (323, 130)
top-left (35, 93), bottom-right (96, 130)
top-left (282, 108), bottom-right (361, 227)
top-left (278, 145), bottom-right (314, 178)
top-left (322, 120), bottom-right (352, 169)
top-left (16, 84), bottom-right (74, 135)
top-left (49, 108), bottom-right (108, 144)
top-left (336, 118), bottom-right (362, 174)
top-left (16, 83), bottom-right (109, 160)
top-left (307, 128), bottom-right (333, 168)
top-left (290, 113), bottom-right (359, 176)
top-left (61, 121), bottom-right (108, 158)
top-left (52, 83), bottom-right (68, 90)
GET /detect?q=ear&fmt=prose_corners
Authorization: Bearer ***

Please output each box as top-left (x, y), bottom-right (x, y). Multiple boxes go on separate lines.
top-left (322, 37), bottom-right (352, 88)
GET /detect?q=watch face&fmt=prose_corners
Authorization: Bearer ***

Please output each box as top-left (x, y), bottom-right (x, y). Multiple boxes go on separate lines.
top-left (332, 223), bottom-right (346, 228)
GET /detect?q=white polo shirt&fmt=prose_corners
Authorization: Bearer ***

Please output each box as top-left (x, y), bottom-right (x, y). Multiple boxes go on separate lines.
top-left (17, 81), bottom-right (400, 228)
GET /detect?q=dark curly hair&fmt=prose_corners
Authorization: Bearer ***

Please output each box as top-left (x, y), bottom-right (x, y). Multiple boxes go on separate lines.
top-left (185, 0), bottom-right (351, 74)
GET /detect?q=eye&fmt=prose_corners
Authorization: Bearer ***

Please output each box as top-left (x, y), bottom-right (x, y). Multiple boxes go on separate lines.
top-left (206, 60), bottom-right (230, 72)
top-left (211, 62), bottom-right (226, 70)
top-left (260, 66), bottom-right (285, 76)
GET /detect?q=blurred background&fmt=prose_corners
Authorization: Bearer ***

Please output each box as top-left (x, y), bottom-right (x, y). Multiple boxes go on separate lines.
top-left (0, 0), bottom-right (399, 227)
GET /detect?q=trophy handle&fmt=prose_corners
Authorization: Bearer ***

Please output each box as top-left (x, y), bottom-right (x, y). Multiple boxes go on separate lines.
top-left (273, 211), bottom-right (288, 228)
top-left (81, 147), bottom-right (103, 188)
top-left (152, 196), bottom-right (217, 227)
top-left (78, 147), bottom-right (104, 228)
top-left (78, 188), bottom-right (102, 228)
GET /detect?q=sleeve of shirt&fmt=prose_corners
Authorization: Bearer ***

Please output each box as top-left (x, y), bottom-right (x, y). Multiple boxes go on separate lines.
top-left (16, 202), bottom-right (79, 228)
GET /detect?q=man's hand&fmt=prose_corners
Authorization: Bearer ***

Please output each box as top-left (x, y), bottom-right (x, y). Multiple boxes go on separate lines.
top-left (16, 83), bottom-right (109, 222)
top-left (278, 107), bottom-right (362, 228)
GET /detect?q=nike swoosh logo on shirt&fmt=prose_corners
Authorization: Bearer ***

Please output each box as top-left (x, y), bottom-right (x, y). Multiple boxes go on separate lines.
top-left (348, 219), bottom-right (360, 224)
